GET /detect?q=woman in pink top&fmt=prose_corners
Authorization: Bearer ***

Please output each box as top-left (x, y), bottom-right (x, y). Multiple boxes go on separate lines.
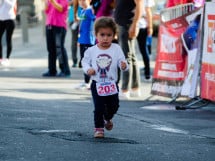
top-left (42, 0), bottom-right (71, 77)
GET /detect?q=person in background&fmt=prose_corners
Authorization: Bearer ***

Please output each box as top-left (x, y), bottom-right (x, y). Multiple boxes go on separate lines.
top-left (95, 0), bottom-right (120, 83)
top-left (81, 17), bottom-right (128, 138)
top-left (114, 0), bottom-right (143, 99)
top-left (96, 0), bottom-right (115, 18)
top-left (68, 0), bottom-right (82, 68)
top-left (0, 0), bottom-right (17, 66)
top-left (76, 0), bottom-right (96, 89)
top-left (137, 0), bottom-right (155, 81)
top-left (73, 0), bottom-right (101, 20)
top-left (43, 0), bottom-right (71, 77)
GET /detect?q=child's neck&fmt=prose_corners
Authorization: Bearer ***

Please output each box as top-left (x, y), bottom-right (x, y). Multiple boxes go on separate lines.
top-left (97, 43), bottom-right (112, 50)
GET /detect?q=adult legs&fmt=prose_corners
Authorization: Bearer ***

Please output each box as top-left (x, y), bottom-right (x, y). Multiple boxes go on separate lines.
top-left (137, 28), bottom-right (151, 79)
top-left (70, 22), bottom-right (79, 66)
top-left (45, 26), bottom-right (57, 75)
top-left (0, 20), bottom-right (6, 59)
top-left (54, 26), bottom-right (71, 75)
top-left (118, 25), bottom-right (140, 91)
top-left (5, 20), bottom-right (15, 59)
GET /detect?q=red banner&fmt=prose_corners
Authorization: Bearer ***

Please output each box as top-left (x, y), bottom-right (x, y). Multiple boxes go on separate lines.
top-left (151, 13), bottom-right (188, 98)
top-left (201, 3), bottom-right (215, 101)
top-left (151, 8), bottom-right (203, 98)
top-left (201, 63), bottom-right (215, 100)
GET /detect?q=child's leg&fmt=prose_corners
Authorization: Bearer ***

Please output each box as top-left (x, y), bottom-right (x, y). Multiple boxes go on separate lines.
top-left (91, 81), bottom-right (105, 128)
top-left (104, 94), bottom-right (119, 121)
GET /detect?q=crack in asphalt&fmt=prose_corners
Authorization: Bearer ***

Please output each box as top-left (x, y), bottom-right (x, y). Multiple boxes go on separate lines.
top-left (27, 129), bottom-right (140, 144)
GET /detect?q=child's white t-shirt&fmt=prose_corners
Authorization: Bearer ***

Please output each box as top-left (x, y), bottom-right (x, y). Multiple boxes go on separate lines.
top-left (82, 43), bottom-right (128, 83)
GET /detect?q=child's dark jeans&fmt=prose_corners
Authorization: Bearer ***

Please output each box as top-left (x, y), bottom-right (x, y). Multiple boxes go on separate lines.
top-left (91, 80), bottom-right (119, 128)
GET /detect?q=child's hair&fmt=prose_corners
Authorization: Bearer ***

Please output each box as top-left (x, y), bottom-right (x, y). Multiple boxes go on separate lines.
top-left (94, 16), bottom-right (118, 36)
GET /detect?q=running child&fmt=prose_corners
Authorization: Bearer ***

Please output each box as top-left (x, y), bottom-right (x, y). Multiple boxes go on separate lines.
top-left (81, 16), bottom-right (128, 138)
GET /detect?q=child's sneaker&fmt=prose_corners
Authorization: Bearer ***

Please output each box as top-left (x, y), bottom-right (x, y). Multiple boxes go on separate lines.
top-left (94, 128), bottom-right (104, 138)
top-left (104, 120), bottom-right (113, 131)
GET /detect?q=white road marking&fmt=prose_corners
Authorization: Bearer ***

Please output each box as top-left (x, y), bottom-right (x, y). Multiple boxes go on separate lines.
top-left (150, 124), bottom-right (189, 134)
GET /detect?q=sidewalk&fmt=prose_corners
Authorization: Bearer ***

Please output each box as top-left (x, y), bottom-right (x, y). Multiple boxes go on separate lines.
top-left (2, 23), bottom-right (215, 110)
top-left (6, 23), bottom-right (156, 99)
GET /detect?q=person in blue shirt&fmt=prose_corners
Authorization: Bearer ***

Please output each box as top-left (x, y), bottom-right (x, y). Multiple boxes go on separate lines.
top-left (68, 0), bottom-right (82, 68)
top-left (76, 0), bottom-right (96, 89)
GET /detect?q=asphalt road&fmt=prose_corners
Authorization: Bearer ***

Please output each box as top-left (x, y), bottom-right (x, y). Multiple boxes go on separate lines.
top-left (0, 23), bottom-right (215, 161)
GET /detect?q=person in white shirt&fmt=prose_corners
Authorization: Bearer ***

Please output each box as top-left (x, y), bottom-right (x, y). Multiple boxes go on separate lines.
top-left (81, 17), bottom-right (128, 138)
top-left (0, 0), bottom-right (17, 66)
top-left (137, 0), bottom-right (155, 80)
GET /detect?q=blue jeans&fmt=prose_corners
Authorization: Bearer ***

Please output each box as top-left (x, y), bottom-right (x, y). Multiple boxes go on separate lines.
top-left (46, 25), bottom-right (70, 75)
top-left (118, 25), bottom-right (140, 90)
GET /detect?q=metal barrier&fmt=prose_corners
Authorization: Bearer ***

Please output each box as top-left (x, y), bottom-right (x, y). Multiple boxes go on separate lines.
top-left (161, 3), bottom-right (195, 23)
top-left (146, 3), bottom-right (210, 109)
top-left (159, 3), bottom-right (210, 110)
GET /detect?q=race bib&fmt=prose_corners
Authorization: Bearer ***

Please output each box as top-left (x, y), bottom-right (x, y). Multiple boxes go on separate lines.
top-left (96, 81), bottom-right (118, 96)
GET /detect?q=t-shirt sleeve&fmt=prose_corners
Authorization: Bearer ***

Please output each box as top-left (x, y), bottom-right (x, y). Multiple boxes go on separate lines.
top-left (87, 8), bottom-right (96, 20)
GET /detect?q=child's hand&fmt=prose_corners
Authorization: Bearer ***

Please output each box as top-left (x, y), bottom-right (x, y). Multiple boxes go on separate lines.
top-left (120, 61), bottom-right (127, 70)
top-left (87, 68), bottom-right (96, 76)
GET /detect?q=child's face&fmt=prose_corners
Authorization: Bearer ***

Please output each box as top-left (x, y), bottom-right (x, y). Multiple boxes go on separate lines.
top-left (78, 0), bottom-right (91, 9)
top-left (96, 27), bottom-right (114, 49)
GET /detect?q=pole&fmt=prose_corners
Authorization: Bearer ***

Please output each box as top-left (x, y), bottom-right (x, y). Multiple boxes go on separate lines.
top-left (20, 7), bottom-right (29, 43)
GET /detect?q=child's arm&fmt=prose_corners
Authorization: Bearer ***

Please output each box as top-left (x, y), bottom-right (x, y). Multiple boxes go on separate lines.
top-left (117, 45), bottom-right (129, 71)
top-left (81, 48), bottom-right (96, 76)
top-left (120, 61), bottom-right (128, 71)
top-left (87, 68), bottom-right (96, 76)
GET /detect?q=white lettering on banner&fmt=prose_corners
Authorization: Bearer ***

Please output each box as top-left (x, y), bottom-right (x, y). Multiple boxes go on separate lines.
top-left (158, 70), bottom-right (184, 78)
top-left (171, 23), bottom-right (182, 28)
top-left (152, 82), bottom-right (181, 96)
top-left (160, 34), bottom-right (177, 53)
top-left (205, 72), bottom-right (215, 82)
top-left (161, 63), bottom-right (177, 71)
